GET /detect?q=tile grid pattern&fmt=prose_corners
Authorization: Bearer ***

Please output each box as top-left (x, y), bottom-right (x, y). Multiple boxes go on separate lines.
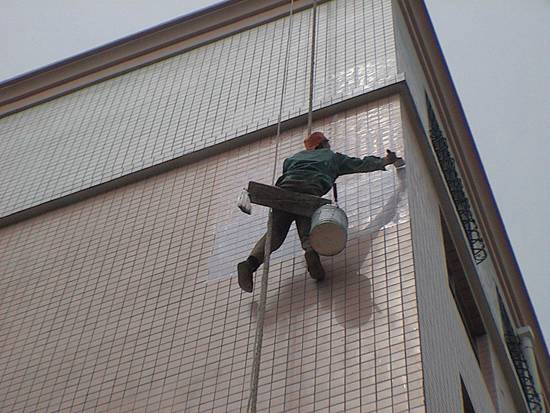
top-left (403, 110), bottom-right (496, 413)
top-left (0, 0), bottom-right (397, 218)
top-left (0, 98), bottom-right (424, 412)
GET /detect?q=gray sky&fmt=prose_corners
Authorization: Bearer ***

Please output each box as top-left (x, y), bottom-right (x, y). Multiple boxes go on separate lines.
top-left (1, 1), bottom-right (548, 346)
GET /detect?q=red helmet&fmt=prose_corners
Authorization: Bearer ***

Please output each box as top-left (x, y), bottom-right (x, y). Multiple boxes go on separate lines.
top-left (304, 131), bottom-right (327, 150)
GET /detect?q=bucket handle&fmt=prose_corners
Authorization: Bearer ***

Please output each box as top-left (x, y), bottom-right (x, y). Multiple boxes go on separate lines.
top-left (332, 183), bottom-right (339, 207)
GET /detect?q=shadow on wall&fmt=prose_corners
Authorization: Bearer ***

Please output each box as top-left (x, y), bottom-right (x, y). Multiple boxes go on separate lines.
top-left (251, 165), bottom-right (407, 331)
top-left (327, 165), bottom-right (407, 329)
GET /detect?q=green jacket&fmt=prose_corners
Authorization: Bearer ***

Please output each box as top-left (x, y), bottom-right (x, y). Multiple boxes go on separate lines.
top-left (275, 148), bottom-right (386, 196)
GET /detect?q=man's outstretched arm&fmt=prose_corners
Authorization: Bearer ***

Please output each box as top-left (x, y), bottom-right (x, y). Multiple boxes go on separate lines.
top-left (335, 149), bottom-right (400, 175)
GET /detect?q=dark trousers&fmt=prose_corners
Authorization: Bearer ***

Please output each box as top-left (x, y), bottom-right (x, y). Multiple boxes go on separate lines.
top-left (250, 209), bottom-right (313, 264)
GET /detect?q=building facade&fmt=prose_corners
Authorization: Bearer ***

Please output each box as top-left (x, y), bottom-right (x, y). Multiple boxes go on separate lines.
top-left (0, 1), bottom-right (548, 412)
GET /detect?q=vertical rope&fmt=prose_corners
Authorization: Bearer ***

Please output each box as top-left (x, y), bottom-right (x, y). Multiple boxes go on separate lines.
top-left (246, 1), bottom-right (295, 411)
top-left (307, 0), bottom-right (318, 136)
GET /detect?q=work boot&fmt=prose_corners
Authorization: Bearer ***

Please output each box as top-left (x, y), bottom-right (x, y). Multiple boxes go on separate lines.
top-left (238, 256), bottom-right (260, 293)
top-left (305, 250), bottom-right (325, 281)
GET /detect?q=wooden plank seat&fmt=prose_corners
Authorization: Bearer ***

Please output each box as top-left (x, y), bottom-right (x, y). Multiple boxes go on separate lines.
top-left (247, 181), bottom-right (331, 218)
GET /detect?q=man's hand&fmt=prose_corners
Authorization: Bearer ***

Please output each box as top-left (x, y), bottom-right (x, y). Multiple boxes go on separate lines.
top-left (383, 149), bottom-right (398, 166)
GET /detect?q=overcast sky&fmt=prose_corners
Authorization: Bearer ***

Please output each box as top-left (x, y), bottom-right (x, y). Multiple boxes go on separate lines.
top-left (1, 1), bottom-right (548, 346)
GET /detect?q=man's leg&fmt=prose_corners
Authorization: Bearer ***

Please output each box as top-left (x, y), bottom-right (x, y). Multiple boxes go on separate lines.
top-left (295, 215), bottom-right (325, 281)
top-left (238, 210), bottom-right (294, 292)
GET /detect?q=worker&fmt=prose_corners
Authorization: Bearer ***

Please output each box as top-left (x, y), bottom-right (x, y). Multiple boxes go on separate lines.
top-left (238, 131), bottom-right (400, 292)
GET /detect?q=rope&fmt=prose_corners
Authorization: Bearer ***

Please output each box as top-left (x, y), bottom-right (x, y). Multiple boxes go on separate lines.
top-left (304, 0), bottom-right (338, 208)
top-left (308, 1), bottom-right (335, 207)
top-left (306, 0), bottom-right (337, 207)
top-left (246, 1), bottom-right (295, 411)
top-left (307, 0), bottom-right (318, 136)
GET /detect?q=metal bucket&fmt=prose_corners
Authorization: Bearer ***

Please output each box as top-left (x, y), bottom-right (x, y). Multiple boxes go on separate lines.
top-left (309, 204), bottom-right (348, 256)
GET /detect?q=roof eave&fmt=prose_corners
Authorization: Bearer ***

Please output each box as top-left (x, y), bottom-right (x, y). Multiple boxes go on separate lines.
top-left (0, 0), bottom-right (318, 116)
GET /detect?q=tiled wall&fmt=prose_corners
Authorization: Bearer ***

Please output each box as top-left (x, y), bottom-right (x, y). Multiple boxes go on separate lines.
top-left (394, 8), bottom-right (523, 411)
top-left (0, 0), bottom-right (397, 219)
top-left (0, 98), bottom-right (424, 412)
top-left (395, 0), bottom-right (505, 330)
top-left (393, 2), bottom-right (429, 128)
top-left (402, 110), bottom-right (498, 412)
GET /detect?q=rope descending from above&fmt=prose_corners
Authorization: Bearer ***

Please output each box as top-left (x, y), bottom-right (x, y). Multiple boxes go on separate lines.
top-left (246, 0), bottom-right (297, 411)
top-left (307, 1), bottom-right (318, 137)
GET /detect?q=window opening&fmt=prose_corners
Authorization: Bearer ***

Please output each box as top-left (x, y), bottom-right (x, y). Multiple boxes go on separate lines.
top-left (441, 213), bottom-right (485, 360)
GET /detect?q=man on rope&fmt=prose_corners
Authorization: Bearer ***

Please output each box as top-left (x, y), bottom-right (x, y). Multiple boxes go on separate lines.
top-left (237, 131), bottom-right (400, 293)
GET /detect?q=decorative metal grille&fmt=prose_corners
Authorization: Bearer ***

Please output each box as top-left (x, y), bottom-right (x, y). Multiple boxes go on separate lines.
top-left (427, 100), bottom-right (487, 264)
top-left (499, 295), bottom-right (544, 412)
